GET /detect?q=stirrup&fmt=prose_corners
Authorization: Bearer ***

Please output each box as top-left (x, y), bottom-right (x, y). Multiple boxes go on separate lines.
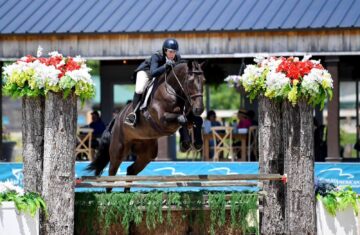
top-left (124, 112), bottom-right (137, 127)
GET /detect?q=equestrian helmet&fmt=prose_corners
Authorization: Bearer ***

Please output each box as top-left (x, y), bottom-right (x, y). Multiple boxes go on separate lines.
top-left (162, 39), bottom-right (179, 52)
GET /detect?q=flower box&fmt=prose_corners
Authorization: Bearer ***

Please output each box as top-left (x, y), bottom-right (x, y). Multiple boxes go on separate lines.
top-left (0, 181), bottom-right (46, 235)
top-left (316, 201), bottom-right (359, 235)
top-left (0, 201), bottom-right (39, 235)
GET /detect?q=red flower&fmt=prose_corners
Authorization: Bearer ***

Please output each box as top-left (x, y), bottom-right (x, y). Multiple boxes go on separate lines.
top-left (276, 57), bottom-right (321, 82)
top-left (65, 57), bottom-right (81, 71)
top-left (18, 55), bottom-right (37, 63)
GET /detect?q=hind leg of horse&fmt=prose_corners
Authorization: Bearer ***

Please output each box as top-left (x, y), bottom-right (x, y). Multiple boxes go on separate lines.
top-left (107, 142), bottom-right (129, 193)
top-left (125, 140), bottom-right (158, 192)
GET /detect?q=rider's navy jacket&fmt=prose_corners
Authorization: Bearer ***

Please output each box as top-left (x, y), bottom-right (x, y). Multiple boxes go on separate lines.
top-left (133, 51), bottom-right (181, 80)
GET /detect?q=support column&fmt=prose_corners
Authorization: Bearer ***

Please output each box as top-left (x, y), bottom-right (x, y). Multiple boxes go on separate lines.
top-left (100, 61), bottom-right (114, 124)
top-left (325, 56), bottom-right (341, 161)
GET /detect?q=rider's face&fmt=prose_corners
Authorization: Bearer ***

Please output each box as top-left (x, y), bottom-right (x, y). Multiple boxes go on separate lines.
top-left (165, 49), bottom-right (176, 60)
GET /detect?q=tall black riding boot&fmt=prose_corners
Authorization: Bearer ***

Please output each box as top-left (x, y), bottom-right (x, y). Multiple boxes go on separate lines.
top-left (124, 93), bottom-right (142, 127)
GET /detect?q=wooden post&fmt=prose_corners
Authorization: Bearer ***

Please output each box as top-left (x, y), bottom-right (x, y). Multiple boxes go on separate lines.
top-left (42, 92), bottom-right (77, 235)
top-left (258, 96), bottom-right (285, 234)
top-left (282, 101), bottom-right (316, 234)
top-left (325, 56), bottom-right (341, 161)
top-left (100, 61), bottom-right (115, 124)
top-left (22, 97), bottom-right (45, 193)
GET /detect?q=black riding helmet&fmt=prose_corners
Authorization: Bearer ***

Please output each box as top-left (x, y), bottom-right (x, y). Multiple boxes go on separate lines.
top-left (162, 39), bottom-right (179, 54)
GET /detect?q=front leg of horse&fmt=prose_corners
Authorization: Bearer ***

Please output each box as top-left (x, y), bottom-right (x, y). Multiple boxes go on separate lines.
top-left (163, 112), bottom-right (187, 125)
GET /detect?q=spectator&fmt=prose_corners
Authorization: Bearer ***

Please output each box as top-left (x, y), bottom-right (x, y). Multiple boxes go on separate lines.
top-left (247, 110), bottom-right (258, 126)
top-left (203, 110), bottom-right (222, 159)
top-left (237, 109), bottom-right (252, 129)
top-left (203, 110), bottom-right (222, 134)
top-left (89, 111), bottom-right (106, 139)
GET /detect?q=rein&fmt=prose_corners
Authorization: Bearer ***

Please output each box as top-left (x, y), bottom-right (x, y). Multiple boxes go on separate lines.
top-left (164, 64), bottom-right (203, 114)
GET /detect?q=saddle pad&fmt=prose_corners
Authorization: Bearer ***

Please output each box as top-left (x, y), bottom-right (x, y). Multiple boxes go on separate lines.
top-left (140, 78), bottom-right (155, 110)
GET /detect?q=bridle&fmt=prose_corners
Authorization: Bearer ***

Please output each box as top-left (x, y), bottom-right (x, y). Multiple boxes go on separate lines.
top-left (164, 63), bottom-right (203, 111)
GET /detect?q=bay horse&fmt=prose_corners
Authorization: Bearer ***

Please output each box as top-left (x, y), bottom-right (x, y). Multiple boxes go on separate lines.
top-left (86, 61), bottom-right (205, 192)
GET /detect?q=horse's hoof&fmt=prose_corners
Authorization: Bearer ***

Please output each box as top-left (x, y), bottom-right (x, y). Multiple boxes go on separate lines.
top-left (180, 141), bottom-right (191, 152)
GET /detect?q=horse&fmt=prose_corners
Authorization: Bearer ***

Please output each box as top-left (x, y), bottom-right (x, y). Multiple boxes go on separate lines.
top-left (86, 60), bottom-right (205, 192)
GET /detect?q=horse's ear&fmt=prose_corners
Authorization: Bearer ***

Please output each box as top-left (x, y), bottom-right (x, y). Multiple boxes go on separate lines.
top-left (187, 60), bottom-right (193, 70)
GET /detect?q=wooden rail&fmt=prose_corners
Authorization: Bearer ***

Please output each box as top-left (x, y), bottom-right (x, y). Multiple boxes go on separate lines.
top-left (76, 174), bottom-right (286, 189)
top-left (80, 174), bottom-right (285, 182)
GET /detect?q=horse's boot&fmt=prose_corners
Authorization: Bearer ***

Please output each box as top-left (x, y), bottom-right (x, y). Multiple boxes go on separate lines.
top-left (124, 93), bottom-right (142, 127)
top-left (179, 126), bottom-right (191, 152)
top-left (177, 115), bottom-right (187, 125)
top-left (192, 116), bottom-right (203, 151)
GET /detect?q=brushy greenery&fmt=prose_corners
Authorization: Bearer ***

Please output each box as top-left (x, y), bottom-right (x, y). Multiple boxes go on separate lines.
top-left (317, 186), bottom-right (359, 216)
top-left (0, 192), bottom-right (47, 217)
top-left (75, 191), bottom-right (259, 235)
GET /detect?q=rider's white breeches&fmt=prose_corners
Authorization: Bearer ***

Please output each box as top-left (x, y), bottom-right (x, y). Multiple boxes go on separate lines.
top-left (135, 71), bottom-right (150, 94)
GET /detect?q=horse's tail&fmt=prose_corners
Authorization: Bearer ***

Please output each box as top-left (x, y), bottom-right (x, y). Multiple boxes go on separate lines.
top-left (85, 118), bottom-right (115, 176)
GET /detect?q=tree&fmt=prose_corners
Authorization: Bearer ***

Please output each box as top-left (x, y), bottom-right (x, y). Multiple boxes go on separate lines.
top-left (42, 92), bottom-right (77, 234)
top-left (282, 101), bottom-right (316, 234)
top-left (258, 96), bottom-right (285, 234)
top-left (22, 97), bottom-right (45, 194)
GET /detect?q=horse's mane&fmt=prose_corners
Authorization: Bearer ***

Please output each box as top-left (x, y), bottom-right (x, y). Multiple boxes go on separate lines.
top-left (156, 62), bottom-right (188, 83)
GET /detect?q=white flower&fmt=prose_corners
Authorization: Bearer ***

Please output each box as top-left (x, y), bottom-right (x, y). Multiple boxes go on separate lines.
top-left (301, 68), bottom-right (333, 98)
top-left (310, 59), bottom-right (321, 65)
top-left (238, 65), bottom-right (266, 92)
top-left (48, 51), bottom-right (62, 57)
top-left (265, 71), bottom-right (290, 97)
top-left (302, 73), bottom-right (320, 97)
top-left (65, 68), bottom-right (93, 84)
top-left (73, 55), bottom-right (86, 64)
top-left (264, 57), bottom-right (283, 72)
top-left (57, 59), bottom-right (65, 68)
top-left (224, 75), bottom-right (241, 87)
top-left (37, 46), bottom-right (43, 58)
top-left (0, 181), bottom-right (24, 196)
top-left (254, 55), bottom-right (265, 64)
top-left (302, 54), bottom-right (312, 62)
top-left (306, 68), bottom-right (333, 89)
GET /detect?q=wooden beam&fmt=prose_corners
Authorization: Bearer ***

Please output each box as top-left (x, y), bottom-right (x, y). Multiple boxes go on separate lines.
top-left (76, 180), bottom-right (261, 188)
top-left (80, 174), bottom-right (284, 182)
top-left (2, 30), bottom-right (360, 59)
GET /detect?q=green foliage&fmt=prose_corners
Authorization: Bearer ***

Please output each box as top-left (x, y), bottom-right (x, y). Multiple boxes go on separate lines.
top-left (317, 186), bottom-right (359, 216)
top-left (166, 192), bottom-right (181, 225)
top-left (0, 192), bottom-right (47, 217)
top-left (208, 192), bottom-right (226, 235)
top-left (144, 192), bottom-right (163, 230)
top-left (75, 191), bottom-right (259, 234)
top-left (209, 84), bottom-right (241, 110)
top-left (230, 192), bottom-right (258, 234)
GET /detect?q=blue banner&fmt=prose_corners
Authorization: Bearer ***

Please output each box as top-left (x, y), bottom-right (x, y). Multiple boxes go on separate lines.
top-left (1, 162), bottom-right (360, 192)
